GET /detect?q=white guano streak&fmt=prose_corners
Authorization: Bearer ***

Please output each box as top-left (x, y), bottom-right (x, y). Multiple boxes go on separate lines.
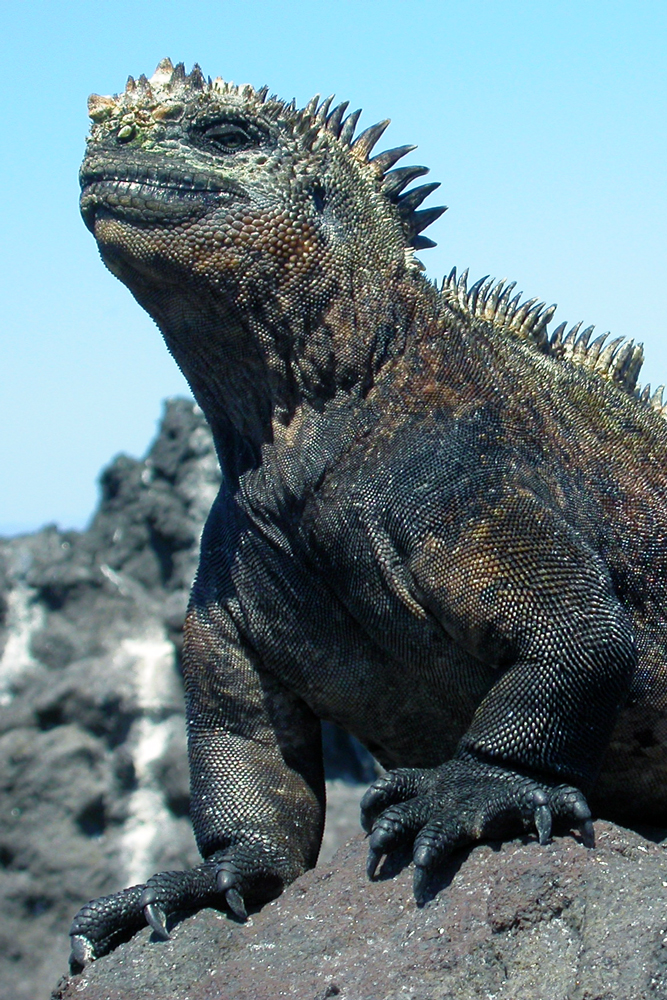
top-left (118, 637), bottom-right (180, 886)
top-left (0, 581), bottom-right (44, 706)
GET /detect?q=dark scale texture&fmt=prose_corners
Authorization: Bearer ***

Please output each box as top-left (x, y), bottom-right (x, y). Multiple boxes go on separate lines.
top-left (71, 58), bottom-right (667, 965)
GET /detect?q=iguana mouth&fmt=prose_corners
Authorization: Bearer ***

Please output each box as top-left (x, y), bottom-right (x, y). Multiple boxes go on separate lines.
top-left (79, 166), bottom-right (247, 230)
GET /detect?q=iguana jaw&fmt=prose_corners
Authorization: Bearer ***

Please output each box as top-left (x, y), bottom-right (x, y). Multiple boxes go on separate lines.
top-left (79, 165), bottom-right (244, 230)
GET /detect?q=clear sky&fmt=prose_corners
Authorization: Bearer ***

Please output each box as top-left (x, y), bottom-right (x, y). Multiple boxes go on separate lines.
top-left (1, 1), bottom-right (666, 535)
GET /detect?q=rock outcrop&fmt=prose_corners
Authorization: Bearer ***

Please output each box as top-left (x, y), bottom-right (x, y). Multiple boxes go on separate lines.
top-left (53, 821), bottom-right (667, 1000)
top-left (0, 400), bottom-right (372, 1000)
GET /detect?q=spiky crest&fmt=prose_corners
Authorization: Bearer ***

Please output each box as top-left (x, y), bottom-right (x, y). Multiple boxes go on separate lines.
top-left (441, 268), bottom-right (656, 414)
top-left (87, 58), bottom-right (447, 253)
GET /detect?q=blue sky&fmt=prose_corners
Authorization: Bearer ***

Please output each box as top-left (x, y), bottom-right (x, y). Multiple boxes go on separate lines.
top-left (1, 1), bottom-right (666, 534)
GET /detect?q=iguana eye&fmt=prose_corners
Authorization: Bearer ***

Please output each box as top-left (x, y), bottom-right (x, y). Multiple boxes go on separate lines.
top-left (204, 122), bottom-right (253, 151)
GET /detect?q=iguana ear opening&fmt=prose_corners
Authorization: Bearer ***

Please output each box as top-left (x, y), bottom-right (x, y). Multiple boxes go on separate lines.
top-left (311, 183), bottom-right (327, 214)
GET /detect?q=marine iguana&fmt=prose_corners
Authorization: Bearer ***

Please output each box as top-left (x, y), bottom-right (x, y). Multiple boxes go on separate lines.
top-left (71, 58), bottom-right (667, 966)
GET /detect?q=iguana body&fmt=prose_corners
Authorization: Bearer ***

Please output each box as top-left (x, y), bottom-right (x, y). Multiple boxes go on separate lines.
top-left (71, 59), bottom-right (667, 965)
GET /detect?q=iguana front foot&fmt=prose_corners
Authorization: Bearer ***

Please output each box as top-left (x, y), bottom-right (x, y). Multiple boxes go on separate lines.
top-left (69, 845), bottom-right (284, 970)
top-left (360, 757), bottom-right (594, 903)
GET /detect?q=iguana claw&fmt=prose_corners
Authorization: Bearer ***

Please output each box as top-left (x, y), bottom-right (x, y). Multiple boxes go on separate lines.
top-left (224, 888), bottom-right (248, 920)
top-left (69, 933), bottom-right (95, 971)
top-left (142, 900), bottom-right (170, 940)
top-left (534, 803), bottom-right (553, 845)
top-left (366, 844), bottom-right (383, 880)
top-left (216, 860), bottom-right (249, 919)
top-left (413, 864), bottom-right (430, 905)
top-left (581, 819), bottom-right (595, 848)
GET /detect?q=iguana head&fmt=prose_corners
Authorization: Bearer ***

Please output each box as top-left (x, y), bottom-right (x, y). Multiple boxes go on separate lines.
top-left (81, 59), bottom-right (445, 279)
top-left (80, 61), bottom-right (445, 455)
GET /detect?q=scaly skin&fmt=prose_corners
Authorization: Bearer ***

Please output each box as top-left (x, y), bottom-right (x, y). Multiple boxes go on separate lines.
top-left (70, 59), bottom-right (667, 968)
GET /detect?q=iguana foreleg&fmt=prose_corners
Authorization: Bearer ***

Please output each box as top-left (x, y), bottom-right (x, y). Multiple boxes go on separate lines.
top-left (70, 596), bottom-right (325, 966)
top-left (361, 488), bottom-right (636, 899)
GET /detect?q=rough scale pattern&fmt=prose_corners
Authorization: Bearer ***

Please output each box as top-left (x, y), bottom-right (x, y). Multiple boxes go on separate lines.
top-left (71, 58), bottom-right (667, 967)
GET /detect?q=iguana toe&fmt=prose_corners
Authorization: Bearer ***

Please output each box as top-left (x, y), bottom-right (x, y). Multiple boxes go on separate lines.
top-left (360, 768), bottom-right (431, 833)
top-left (69, 883), bottom-right (150, 969)
top-left (548, 784), bottom-right (595, 846)
top-left (366, 798), bottom-right (433, 878)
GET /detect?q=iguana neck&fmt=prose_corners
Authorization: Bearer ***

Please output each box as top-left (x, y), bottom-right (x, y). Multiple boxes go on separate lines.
top-left (132, 265), bottom-right (434, 481)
